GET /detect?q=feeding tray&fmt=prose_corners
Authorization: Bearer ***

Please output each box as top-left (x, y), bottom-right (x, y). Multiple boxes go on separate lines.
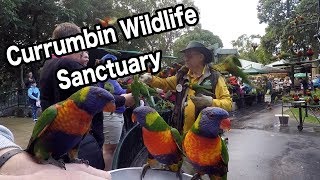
top-left (109, 167), bottom-right (192, 180)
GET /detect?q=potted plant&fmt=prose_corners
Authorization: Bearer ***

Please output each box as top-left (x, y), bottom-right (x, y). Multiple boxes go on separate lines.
top-left (275, 96), bottom-right (290, 126)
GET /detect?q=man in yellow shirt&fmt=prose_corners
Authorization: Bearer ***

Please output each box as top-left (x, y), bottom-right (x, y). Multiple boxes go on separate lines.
top-left (140, 41), bottom-right (232, 134)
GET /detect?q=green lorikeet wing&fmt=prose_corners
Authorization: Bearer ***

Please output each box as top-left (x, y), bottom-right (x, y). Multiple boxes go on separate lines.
top-left (140, 83), bottom-right (156, 108)
top-left (26, 104), bottom-right (58, 151)
top-left (221, 137), bottom-right (229, 164)
top-left (131, 75), bottom-right (141, 107)
top-left (170, 127), bottom-right (182, 148)
top-left (219, 137), bottom-right (229, 180)
top-left (104, 82), bottom-right (115, 94)
top-left (147, 86), bottom-right (158, 96)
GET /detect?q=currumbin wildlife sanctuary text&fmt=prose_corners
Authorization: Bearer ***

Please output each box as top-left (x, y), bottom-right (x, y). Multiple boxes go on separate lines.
top-left (5, 4), bottom-right (199, 89)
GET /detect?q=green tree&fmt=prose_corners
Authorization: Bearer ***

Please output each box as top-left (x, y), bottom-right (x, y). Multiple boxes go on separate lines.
top-left (257, 0), bottom-right (319, 57)
top-left (172, 28), bottom-right (223, 57)
top-left (231, 34), bottom-right (272, 64)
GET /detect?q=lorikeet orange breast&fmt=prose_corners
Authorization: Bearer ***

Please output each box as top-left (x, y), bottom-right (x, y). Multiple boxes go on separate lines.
top-left (132, 106), bottom-right (183, 166)
top-left (142, 127), bottom-right (180, 164)
top-left (184, 131), bottom-right (222, 166)
top-left (26, 86), bottom-right (116, 166)
top-left (183, 107), bottom-right (231, 179)
top-left (49, 100), bottom-right (92, 135)
top-left (183, 131), bottom-right (226, 175)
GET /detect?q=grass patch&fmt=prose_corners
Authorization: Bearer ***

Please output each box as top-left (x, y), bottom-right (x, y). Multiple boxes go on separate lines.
top-left (285, 109), bottom-right (320, 124)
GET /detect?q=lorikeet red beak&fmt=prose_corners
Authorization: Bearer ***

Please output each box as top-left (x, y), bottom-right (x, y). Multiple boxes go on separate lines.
top-left (220, 118), bottom-right (231, 131)
top-left (103, 102), bottom-right (116, 112)
top-left (131, 114), bottom-right (137, 123)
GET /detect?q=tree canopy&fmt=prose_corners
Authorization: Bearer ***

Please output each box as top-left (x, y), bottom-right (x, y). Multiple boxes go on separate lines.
top-left (257, 0), bottom-right (320, 58)
top-left (172, 28), bottom-right (223, 59)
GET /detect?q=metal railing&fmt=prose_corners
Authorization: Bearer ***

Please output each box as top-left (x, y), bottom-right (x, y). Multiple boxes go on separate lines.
top-left (0, 89), bottom-right (29, 111)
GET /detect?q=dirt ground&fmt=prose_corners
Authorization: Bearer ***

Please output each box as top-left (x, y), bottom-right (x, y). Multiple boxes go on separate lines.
top-left (0, 117), bottom-right (34, 149)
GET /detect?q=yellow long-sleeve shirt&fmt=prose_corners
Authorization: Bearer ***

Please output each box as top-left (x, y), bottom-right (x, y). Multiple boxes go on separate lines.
top-left (149, 66), bottom-right (232, 133)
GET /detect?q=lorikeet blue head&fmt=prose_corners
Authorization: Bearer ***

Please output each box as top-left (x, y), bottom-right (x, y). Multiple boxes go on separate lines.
top-left (132, 106), bottom-right (156, 127)
top-left (192, 107), bottom-right (231, 138)
top-left (131, 106), bottom-right (169, 131)
top-left (69, 86), bottom-right (116, 116)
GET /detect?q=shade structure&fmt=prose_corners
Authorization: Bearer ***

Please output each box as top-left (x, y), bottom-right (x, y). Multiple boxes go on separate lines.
top-left (243, 67), bottom-right (266, 74)
top-left (261, 66), bottom-right (288, 73)
top-left (294, 73), bottom-right (307, 78)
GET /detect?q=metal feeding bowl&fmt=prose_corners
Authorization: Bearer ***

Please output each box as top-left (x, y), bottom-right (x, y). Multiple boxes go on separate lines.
top-left (109, 167), bottom-right (193, 180)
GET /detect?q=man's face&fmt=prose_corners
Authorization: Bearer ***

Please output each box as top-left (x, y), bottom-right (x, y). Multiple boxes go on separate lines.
top-left (66, 51), bottom-right (88, 66)
top-left (183, 50), bottom-right (204, 68)
top-left (28, 72), bottom-right (33, 77)
top-left (80, 51), bottom-right (89, 66)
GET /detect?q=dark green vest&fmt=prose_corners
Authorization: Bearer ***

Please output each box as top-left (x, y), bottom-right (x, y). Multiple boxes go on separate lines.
top-left (169, 66), bottom-right (220, 133)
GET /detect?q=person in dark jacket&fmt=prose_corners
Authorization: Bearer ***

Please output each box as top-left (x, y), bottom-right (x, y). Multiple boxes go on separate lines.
top-left (40, 22), bottom-right (134, 170)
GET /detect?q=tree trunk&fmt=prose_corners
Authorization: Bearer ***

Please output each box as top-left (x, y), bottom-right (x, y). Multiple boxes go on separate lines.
top-left (20, 64), bottom-right (25, 89)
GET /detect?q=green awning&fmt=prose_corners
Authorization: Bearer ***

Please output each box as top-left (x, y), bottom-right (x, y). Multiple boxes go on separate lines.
top-left (243, 67), bottom-right (266, 74)
top-left (294, 73), bottom-right (307, 78)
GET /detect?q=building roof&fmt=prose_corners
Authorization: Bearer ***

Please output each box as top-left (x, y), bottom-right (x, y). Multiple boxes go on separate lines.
top-left (215, 48), bottom-right (238, 55)
top-left (239, 59), bottom-right (265, 69)
top-left (266, 60), bottom-right (288, 67)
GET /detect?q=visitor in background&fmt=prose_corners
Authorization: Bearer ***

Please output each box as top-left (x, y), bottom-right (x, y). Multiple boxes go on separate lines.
top-left (300, 78), bottom-right (308, 95)
top-left (40, 22), bottom-right (135, 170)
top-left (265, 77), bottom-right (273, 110)
top-left (27, 80), bottom-right (40, 122)
top-left (283, 76), bottom-right (292, 94)
top-left (308, 79), bottom-right (313, 91)
top-left (80, 51), bottom-right (89, 66)
top-left (24, 71), bottom-right (36, 88)
top-left (294, 78), bottom-right (301, 92)
top-left (97, 53), bottom-right (127, 171)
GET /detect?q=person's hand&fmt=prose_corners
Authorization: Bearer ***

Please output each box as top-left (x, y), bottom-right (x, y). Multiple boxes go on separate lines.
top-left (190, 94), bottom-right (213, 109)
top-left (139, 73), bottom-right (152, 84)
top-left (0, 168), bottom-right (111, 180)
top-left (0, 150), bottom-right (111, 180)
top-left (155, 88), bottom-right (164, 94)
top-left (121, 93), bottom-right (135, 107)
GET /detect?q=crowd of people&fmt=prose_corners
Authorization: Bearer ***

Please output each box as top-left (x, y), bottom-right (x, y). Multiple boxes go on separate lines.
top-left (1, 22), bottom-right (233, 179)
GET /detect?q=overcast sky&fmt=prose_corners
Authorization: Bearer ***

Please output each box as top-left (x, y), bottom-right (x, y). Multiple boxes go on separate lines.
top-left (193, 0), bottom-right (268, 49)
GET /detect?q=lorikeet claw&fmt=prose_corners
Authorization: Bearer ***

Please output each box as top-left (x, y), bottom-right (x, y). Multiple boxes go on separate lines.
top-left (43, 157), bottom-right (66, 170)
top-left (191, 173), bottom-right (202, 180)
top-left (70, 158), bottom-right (90, 166)
top-left (141, 164), bottom-right (151, 180)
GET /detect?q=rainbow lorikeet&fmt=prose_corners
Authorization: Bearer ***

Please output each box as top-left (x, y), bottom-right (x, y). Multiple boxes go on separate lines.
top-left (183, 107), bottom-right (231, 180)
top-left (26, 86), bottom-right (116, 169)
top-left (132, 106), bottom-right (183, 180)
top-left (131, 75), bottom-right (156, 108)
top-left (186, 83), bottom-right (214, 97)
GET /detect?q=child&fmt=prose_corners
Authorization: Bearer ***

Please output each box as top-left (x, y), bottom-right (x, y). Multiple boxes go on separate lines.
top-left (27, 80), bottom-right (40, 122)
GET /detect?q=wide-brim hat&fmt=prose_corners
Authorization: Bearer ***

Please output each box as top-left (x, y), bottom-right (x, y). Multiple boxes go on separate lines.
top-left (180, 41), bottom-right (213, 63)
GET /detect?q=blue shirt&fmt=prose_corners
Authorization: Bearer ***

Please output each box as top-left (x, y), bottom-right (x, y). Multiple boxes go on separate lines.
top-left (28, 86), bottom-right (40, 100)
